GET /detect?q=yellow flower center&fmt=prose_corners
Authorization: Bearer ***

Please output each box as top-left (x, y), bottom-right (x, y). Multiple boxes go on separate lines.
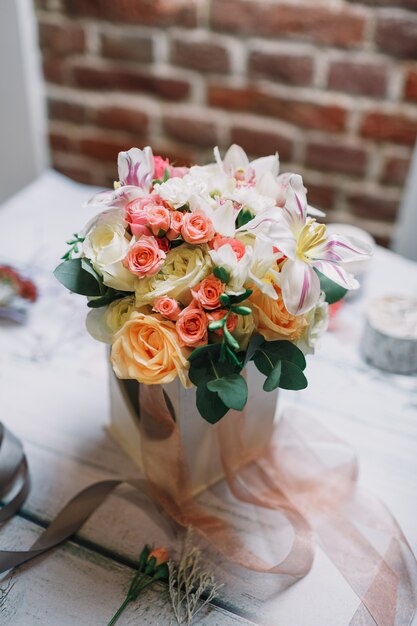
top-left (296, 220), bottom-right (327, 262)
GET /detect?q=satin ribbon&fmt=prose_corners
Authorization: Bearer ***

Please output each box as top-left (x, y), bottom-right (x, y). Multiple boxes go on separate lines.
top-left (0, 384), bottom-right (416, 626)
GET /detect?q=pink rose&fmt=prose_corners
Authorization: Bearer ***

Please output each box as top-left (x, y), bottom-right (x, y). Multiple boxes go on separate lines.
top-left (147, 205), bottom-right (170, 236)
top-left (154, 156), bottom-right (170, 180)
top-left (181, 210), bottom-right (215, 245)
top-left (213, 237), bottom-right (246, 261)
top-left (176, 304), bottom-right (208, 348)
top-left (207, 309), bottom-right (238, 336)
top-left (169, 166), bottom-right (188, 179)
top-left (153, 296), bottom-right (181, 321)
top-left (192, 276), bottom-right (224, 310)
top-left (125, 197), bottom-right (149, 237)
top-left (166, 211), bottom-right (184, 241)
top-left (123, 236), bottom-right (165, 277)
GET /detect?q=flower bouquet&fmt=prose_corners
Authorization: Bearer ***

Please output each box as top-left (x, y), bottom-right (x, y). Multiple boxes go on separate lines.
top-left (55, 145), bottom-right (370, 489)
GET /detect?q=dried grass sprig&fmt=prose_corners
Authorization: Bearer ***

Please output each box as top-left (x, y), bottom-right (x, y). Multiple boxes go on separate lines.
top-left (168, 528), bottom-right (223, 625)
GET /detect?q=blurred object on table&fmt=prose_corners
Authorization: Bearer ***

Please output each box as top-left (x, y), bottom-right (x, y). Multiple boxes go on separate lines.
top-left (0, 264), bottom-right (38, 324)
top-left (363, 296), bottom-right (417, 375)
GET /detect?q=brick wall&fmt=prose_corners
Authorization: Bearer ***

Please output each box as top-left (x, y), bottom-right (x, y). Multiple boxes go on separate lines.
top-left (34, 0), bottom-right (417, 245)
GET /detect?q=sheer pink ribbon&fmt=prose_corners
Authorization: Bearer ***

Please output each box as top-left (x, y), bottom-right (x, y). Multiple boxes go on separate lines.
top-left (0, 382), bottom-right (415, 626)
top-left (139, 385), bottom-right (417, 626)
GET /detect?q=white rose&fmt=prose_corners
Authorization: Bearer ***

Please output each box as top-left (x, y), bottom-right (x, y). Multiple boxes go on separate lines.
top-left (135, 244), bottom-right (212, 306)
top-left (82, 208), bottom-right (136, 291)
top-left (154, 175), bottom-right (208, 208)
top-left (296, 293), bottom-right (329, 355)
top-left (86, 296), bottom-right (137, 343)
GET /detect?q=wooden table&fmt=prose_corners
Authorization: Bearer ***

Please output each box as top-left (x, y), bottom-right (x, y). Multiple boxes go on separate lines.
top-left (1, 171), bottom-right (416, 625)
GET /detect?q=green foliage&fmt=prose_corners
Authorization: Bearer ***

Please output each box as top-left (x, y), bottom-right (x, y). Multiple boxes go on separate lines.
top-left (207, 374), bottom-right (248, 411)
top-left (251, 340), bottom-right (308, 392)
top-left (54, 258), bottom-right (102, 296)
top-left (61, 233), bottom-right (85, 261)
top-left (315, 269), bottom-right (347, 304)
top-left (213, 266), bottom-right (229, 284)
top-left (236, 208), bottom-right (254, 228)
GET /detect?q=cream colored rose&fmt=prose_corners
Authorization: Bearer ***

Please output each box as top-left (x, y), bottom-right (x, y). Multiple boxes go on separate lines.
top-left (135, 244), bottom-right (212, 307)
top-left (86, 296), bottom-right (137, 343)
top-left (296, 293), bottom-right (329, 355)
top-left (250, 286), bottom-right (307, 342)
top-left (232, 303), bottom-right (256, 350)
top-left (111, 311), bottom-right (191, 387)
top-left (82, 208), bottom-right (136, 292)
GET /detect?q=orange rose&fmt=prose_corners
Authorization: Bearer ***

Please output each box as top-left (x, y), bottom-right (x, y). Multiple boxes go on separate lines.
top-left (148, 547), bottom-right (169, 566)
top-left (176, 304), bottom-right (208, 347)
top-left (192, 275), bottom-right (224, 310)
top-left (111, 311), bottom-right (190, 386)
top-left (181, 210), bottom-right (214, 244)
top-left (250, 286), bottom-right (307, 341)
top-left (123, 236), bottom-right (165, 277)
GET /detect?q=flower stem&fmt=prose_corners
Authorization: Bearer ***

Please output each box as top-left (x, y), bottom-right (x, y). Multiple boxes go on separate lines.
top-left (107, 597), bottom-right (131, 626)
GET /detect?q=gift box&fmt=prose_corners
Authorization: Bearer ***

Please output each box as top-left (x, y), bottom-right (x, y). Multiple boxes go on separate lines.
top-left (108, 361), bottom-right (278, 496)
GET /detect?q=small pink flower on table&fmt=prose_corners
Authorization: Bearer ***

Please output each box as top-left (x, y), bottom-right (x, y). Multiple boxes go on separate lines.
top-left (123, 236), bottom-right (165, 277)
top-left (192, 275), bottom-right (224, 310)
top-left (148, 546), bottom-right (169, 567)
top-left (176, 303), bottom-right (208, 347)
top-left (153, 296), bottom-right (181, 321)
top-left (181, 210), bottom-right (215, 244)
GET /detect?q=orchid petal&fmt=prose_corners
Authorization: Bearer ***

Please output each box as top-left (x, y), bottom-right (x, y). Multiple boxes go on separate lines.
top-left (212, 200), bottom-right (236, 237)
top-left (277, 259), bottom-right (321, 315)
top-left (251, 154), bottom-right (279, 179)
top-left (84, 186), bottom-right (143, 210)
top-left (314, 261), bottom-right (359, 291)
top-left (307, 205), bottom-right (326, 218)
top-left (282, 174), bottom-right (308, 234)
top-left (256, 171), bottom-right (283, 200)
top-left (118, 146), bottom-right (154, 191)
top-left (312, 234), bottom-right (372, 264)
top-left (222, 144), bottom-right (249, 174)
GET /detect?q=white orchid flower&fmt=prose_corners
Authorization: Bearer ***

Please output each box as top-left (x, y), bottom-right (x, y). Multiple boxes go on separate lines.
top-left (274, 175), bottom-right (372, 315)
top-left (192, 196), bottom-right (236, 238)
top-left (85, 146), bottom-right (155, 208)
top-left (209, 243), bottom-right (251, 296)
top-left (214, 144), bottom-right (279, 184)
top-left (117, 146), bottom-right (154, 191)
top-left (247, 238), bottom-right (280, 300)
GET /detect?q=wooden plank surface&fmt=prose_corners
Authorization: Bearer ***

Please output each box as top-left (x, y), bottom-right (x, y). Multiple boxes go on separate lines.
top-left (0, 517), bottom-right (250, 626)
top-left (1, 171), bottom-right (417, 625)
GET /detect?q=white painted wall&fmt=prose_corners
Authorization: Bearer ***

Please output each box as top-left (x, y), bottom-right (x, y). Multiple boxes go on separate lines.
top-left (393, 142), bottom-right (417, 262)
top-left (0, 0), bottom-right (49, 203)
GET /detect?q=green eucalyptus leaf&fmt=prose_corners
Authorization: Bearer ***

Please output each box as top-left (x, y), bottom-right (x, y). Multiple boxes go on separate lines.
top-left (230, 289), bottom-right (253, 304)
top-left (315, 269), bottom-right (348, 305)
top-left (188, 343), bottom-right (220, 363)
top-left (219, 293), bottom-right (230, 306)
top-left (213, 266), bottom-right (229, 284)
top-left (232, 305), bottom-right (251, 316)
top-left (224, 326), bottom-right (240, 351)
top-left (236, 208), bottom-right (254, 228)
top-left (54, 258), bottom-right (101, 296)
top-left (86, 290), bottom-right (127, 308)
top-left (196, 379), bottom-right (229, 423)
top-left (256, 340), bottom-right (306, 371)
top-left (263, 361), bottom-right (282, 392)
top-left (243, 334), bottom-right (264, 366)
top-left (279, 361), bottom-right (308, 390)
top-left (207, 373), bottom-right (248, 411)
top-left (208, 320), bottom-right (224, 332)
